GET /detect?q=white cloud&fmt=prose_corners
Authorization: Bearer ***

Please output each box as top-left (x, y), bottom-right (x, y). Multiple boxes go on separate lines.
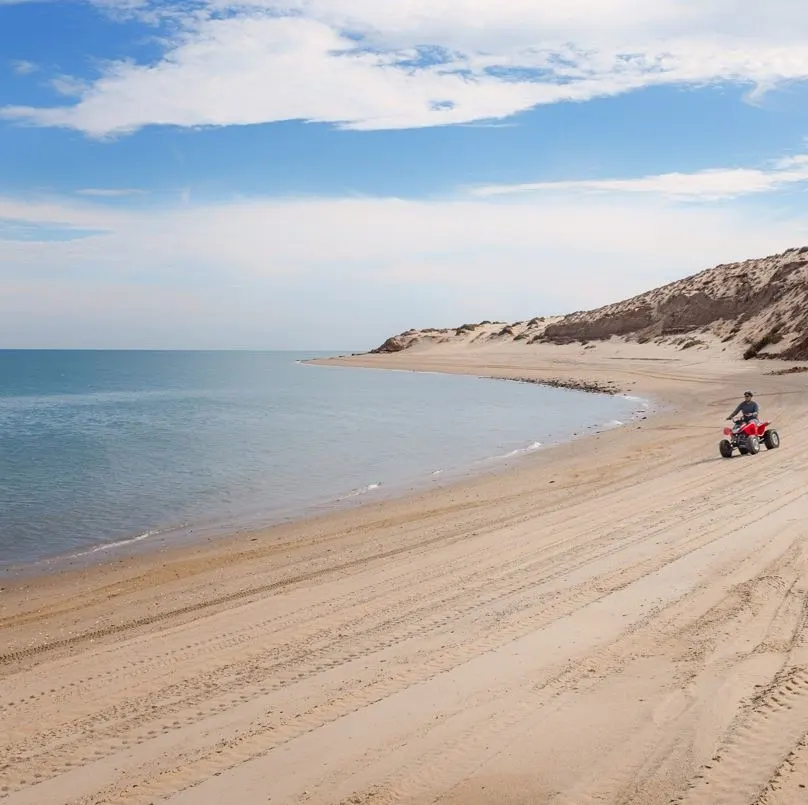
top-left (4, 0), bottom-right (808, 135)
top-left (0, 187), bottom-right (805, 348)
top-left (472, 154), bottom-right (808, 200)
top-left (10, 59), bottom-right (38, 75)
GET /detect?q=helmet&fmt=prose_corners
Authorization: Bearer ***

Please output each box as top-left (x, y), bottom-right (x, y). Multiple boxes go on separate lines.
top-left (744, 390), bottom-right (754, 397)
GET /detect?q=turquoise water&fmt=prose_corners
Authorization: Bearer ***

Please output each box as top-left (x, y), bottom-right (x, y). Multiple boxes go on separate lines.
top-left (0, 350), bottom-right (648, 570)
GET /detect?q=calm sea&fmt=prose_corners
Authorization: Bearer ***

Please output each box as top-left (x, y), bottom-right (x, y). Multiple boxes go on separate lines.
top-left (0, 350), bottom-right (648, 571)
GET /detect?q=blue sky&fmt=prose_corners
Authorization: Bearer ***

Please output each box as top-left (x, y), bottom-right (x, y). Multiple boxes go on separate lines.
top-left (2, 0), bottom-right (808, 349)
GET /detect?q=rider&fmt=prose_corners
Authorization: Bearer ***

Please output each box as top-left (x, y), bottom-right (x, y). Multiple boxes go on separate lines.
top-left (727, 391), bottom-right (759, 431)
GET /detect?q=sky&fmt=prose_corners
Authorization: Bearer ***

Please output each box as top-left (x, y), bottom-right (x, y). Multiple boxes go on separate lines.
top-left (2, 0), bottom-right (808, 349)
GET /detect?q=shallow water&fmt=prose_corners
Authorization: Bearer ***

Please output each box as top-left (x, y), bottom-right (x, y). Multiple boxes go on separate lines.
top-left (0, 350), bottom-right (648, 569)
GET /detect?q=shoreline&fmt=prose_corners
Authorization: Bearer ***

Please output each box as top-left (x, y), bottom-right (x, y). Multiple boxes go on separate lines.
top-left (5, 340), bottom-right (808, 804)
top-left (2, 360), bottom-right (649, 580)
top-left (304, 355), bottom-right (626, 396)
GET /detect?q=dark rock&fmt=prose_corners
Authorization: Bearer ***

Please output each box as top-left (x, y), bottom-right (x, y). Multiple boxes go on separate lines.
top-left (766, 364), bottom-right (808, 375)
top-left (371, 334), bottom-right (417, 353)
top-left (491, 375), bottom-right (620, 395)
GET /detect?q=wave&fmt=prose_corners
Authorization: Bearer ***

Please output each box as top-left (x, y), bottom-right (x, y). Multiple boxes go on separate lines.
top-left (341, 482), bottom-right (384, 499)
top-left (500, 440), bottom-right (543, 459)
top-left (63, 529), bottom-right (161, 560)
top-left (620, 393), bottom-right (651, 405)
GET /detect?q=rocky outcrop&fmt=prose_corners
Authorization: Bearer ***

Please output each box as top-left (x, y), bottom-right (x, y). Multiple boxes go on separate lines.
top-left (778, 334), bottom-right (808, 361)
top-left (371, 334), bottom-right (417, 353)
top-left (541, 249), bottom-right (808, 353)
top-left (368, 247), bottom-right (808, 361)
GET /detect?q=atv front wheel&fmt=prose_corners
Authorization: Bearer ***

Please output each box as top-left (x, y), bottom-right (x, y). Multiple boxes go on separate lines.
top-left (764, 429), bottom-right (780, 450)
top-left (719, 439), bottom-right (734, 458)
top-left (747, 435), bottom-right (761, 455)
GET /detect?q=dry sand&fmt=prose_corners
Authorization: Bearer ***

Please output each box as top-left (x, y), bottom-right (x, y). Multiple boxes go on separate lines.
top-left (2, 339), bottom-right (808, 805)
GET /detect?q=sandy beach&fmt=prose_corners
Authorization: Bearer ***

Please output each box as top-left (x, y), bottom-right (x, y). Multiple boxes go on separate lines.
top-left (3, 338), bottom-right (808, 805)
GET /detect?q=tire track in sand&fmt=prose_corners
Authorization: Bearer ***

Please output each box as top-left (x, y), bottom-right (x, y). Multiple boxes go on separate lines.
top-left (3, 462), bottom-right (762, 790)
top-left (676, 592), bottom-right (808, 805)
top-left (48, 494), bottom-right (808, 805)
top-left (311, 526), bottom-right (808, 805)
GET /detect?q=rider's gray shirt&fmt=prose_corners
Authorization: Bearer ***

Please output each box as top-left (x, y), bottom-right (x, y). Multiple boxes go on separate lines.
top-left (730, 400), bottom-right (759, 418)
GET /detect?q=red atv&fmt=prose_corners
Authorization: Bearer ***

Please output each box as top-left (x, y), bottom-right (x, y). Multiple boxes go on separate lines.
top-left (719, 418), bottom-right (780, 458)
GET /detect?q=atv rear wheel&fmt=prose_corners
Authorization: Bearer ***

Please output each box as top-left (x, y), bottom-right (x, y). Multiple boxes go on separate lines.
top-left (719, 439), bottom-right (734, 458)
top-left (764, 429), bottom-right (780, 450)
top-left (747, 435), bottom-right (761, 455)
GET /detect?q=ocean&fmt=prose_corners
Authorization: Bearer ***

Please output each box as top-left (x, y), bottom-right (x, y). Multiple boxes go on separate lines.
top-left (0, 350), bottom-right (648, 571)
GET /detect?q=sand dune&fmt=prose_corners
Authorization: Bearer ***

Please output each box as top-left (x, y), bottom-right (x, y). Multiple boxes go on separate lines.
top-left (2, 339), bottom-right (808, 804)
top-left (369, 246), bottom-right (808, 361)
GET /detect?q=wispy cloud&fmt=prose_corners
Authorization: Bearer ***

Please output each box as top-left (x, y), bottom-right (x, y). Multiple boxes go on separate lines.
top-left (0, 218), bottom-right (107, 242)
top-left (471, 155), bottom-right (808, 201)
top-left (76, 187), bottom-right (146, 197)
top-left (10, 59), bottom-right (38, 75)
top-left (4, 1), bottom-right (808, 136)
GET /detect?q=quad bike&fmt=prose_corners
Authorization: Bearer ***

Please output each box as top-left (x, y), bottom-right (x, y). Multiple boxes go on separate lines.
top-left (719, 418), bottom-right (780, 458)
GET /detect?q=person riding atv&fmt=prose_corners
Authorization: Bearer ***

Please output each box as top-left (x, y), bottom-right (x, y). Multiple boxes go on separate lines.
top-left (719, 391), bottom-right (780, 457)
top-left (727, 391), bottom-right (759, 431)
